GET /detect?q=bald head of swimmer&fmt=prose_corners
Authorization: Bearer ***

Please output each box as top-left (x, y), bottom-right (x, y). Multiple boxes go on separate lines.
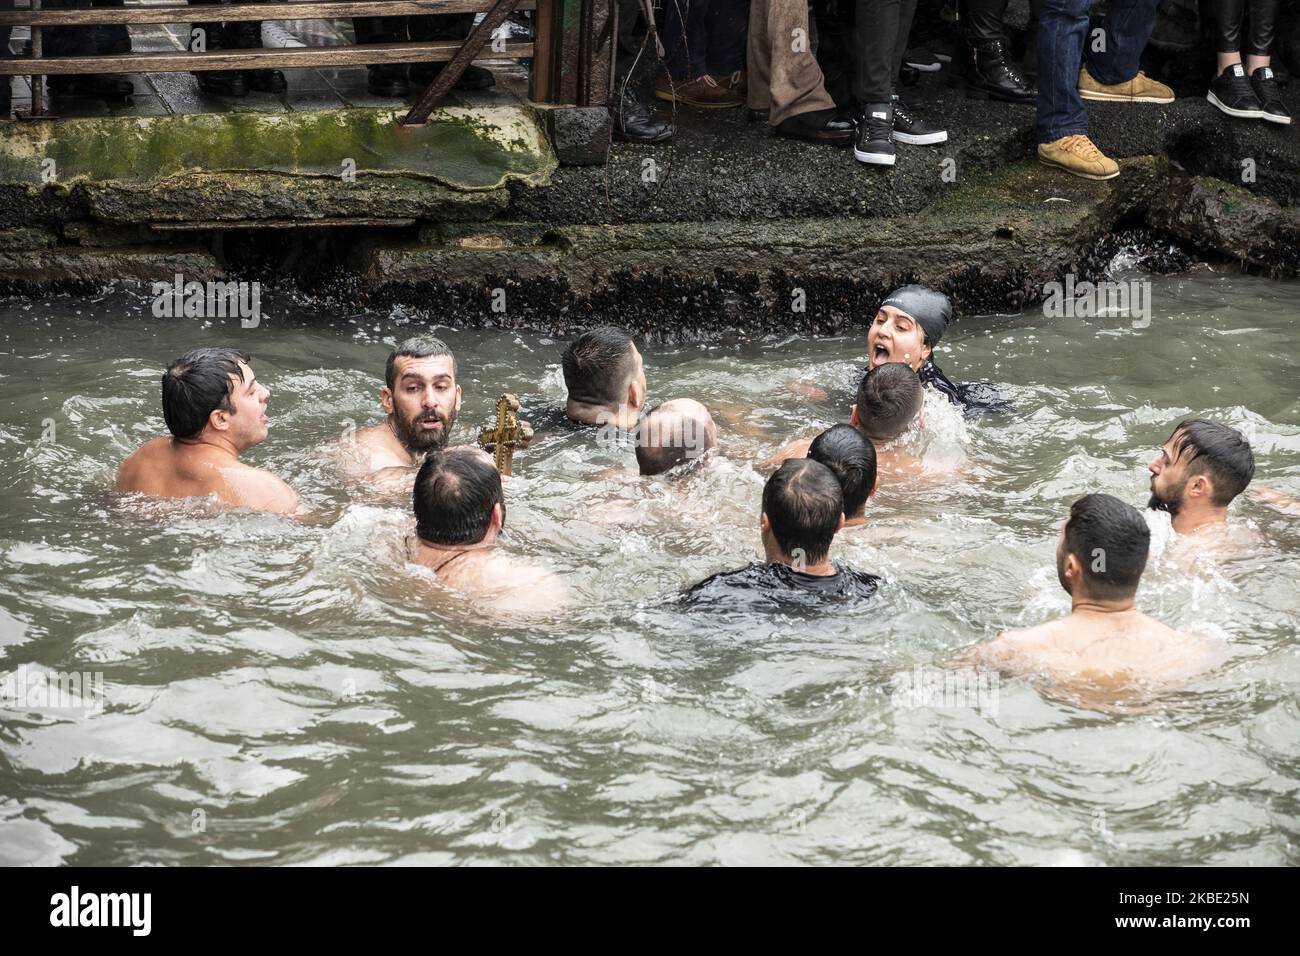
top-left (761, 459), bottom-right (845, 568)
top-left (562, 326), bottom-right (647, 428)
top-left (635, 399), bottom-right (718, 476)
top-left (163, 347), bottom-right (269, 453)
top-left (1147, 419), bottom-right (1254, 523)
top-left (851, 363), bottom-right (924, 443)
top-left (867, 285), bottom-right (952, 372)
top-left (1056, 493), bottom-right (1150, 606)
top-left (413, 447), bottom-right (504, 547)
top-left (383, 335), bottom-right (462, 455)
top-left (808, 424), bottom-right (878, 522)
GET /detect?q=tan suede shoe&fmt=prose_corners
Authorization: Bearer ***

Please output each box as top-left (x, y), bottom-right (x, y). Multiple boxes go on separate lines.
top-left (654, 74), bottom-right (743, 108)
top-left (1037, 134), bottom-right (1120, 180)
top-left (1078, 67), bottom-right (1175, 103)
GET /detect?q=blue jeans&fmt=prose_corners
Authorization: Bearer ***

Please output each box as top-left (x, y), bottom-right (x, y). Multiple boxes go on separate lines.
top-left (662, 0), bottom-right (750, 80)
top-left (1036, 0), bottom-right (1160, 143)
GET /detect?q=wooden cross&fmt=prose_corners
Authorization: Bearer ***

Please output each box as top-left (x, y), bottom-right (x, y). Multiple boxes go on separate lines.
top-left (478, 393), bottom-right (534, 476)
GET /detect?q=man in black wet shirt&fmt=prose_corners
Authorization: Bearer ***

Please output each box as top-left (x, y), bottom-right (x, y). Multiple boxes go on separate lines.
top-left (682, 458), bottom-right (880, 606)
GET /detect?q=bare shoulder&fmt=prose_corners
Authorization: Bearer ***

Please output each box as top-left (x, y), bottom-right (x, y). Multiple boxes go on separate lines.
top-left (115, 437), bottom-right (168, 489)
top-left (971, 621), bottom-right (1061, 669)
top-left (766, 436), bottom-right (813, 469)
top-left (222, 463), bottom-right (300, 514)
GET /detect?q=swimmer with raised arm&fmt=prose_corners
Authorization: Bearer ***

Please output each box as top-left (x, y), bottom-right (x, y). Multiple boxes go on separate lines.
top-left (342, 336), bottom-right (463, 484)
top-left (407, 447), bottom-right (568, 614)
top-left (116, 347), bottom-right (299, 514)
top-left (970, 494), bottom-right (1224, 695)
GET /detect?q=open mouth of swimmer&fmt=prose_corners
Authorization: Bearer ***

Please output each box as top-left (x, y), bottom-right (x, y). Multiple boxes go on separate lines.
top-left (871, 343), bottom-right (892, 366)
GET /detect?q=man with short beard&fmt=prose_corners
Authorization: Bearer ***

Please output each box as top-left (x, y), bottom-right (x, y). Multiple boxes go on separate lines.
top-left (1147, 419), bottom-right (1255, 537)
top-left (344, 336), bottom-right (462, 482)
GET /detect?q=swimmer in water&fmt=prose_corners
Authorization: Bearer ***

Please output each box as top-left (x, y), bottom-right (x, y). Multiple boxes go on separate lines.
top-left (770, 363), bottom-right (927, 478)
top-left (868, 284), bottom-right (1010, 414)
top-left (970, 493), bottom-right (1224, 695)
top-left (407, 447), bottom-right (568, 614)
top-left (807, 425), bottom-right (878, 528)
top-left (635, 399), bottom-right (719, 476)
top-left (682, 458), bottom-right (880, 606)
top-left (1147, 418), bottom-right (1254, 541)
top-left (343, 336), bottom-right (463, 485)
top-left (116, 347), bottom-right (299, 514)
top-left (561, 326), bottom-right (647, 432)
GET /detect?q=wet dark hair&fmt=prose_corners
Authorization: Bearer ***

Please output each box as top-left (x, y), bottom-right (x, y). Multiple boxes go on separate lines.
top-left (562, 326), bottom-right (637, 407)
top-left (855, 363), bottom-right (923, 442)
top-left (762, 458), bottom-right (844, 565)
top-left (386, 336), bottom-right (458, 391)
top-left (1168, 419), bottom-right (1254, 506)
top-left (808, 424), bottom-right (877, 519)
top-left (413, 449), bottom-right (503, 546)
top-left (161, 347), bottom-right (250, 440)
top-left (1062, 493), bottom-right (1150, 600)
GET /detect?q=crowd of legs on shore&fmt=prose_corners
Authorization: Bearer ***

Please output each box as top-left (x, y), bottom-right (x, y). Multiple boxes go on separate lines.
top-left (5, 2), bottom-right (1295, 174)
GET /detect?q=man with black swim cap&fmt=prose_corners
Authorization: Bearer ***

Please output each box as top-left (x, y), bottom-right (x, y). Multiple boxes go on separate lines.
top-left (868, 284), bottom-right (1010, 414)
top-left (682, 458), bottom-right (880, 606)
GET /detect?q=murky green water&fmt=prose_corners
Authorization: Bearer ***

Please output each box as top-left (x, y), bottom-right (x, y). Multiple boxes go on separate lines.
top-left (1, 267), bottom-right (1298, 865)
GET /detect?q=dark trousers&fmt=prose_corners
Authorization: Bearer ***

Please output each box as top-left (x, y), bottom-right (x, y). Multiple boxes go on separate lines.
top-left (661, 0), bottom-right (749, 80)
top-left (1215, 0), bottom-right (1278, 55)
top-left (188, 0), bottom-right (265, 53)
top-left (1035, 0), bottom-right (1158, 142)
top-left (961, 0), bottom-right (1042, 44)
top-left (352, 13), bottom-right (474, 46)
top-left (852, 0), bottom-right (917, 103)
top-left (44, 0), bottom-right (128, 57)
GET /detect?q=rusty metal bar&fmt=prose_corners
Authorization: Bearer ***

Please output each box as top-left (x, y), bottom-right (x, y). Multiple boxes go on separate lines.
top-left (400, 0), bottom-right (522, 126)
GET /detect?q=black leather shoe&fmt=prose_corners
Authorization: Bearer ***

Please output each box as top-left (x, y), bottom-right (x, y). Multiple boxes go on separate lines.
top-left (367, 65), bottom-right (409, 97)
top-left (48, 73), bottom-right (135, 99)
top-left (247, 69), bottom-right (287, 93)
top-left (194, 71), bottom-right (249, 97)
top-left (963, 39), bottom-right (1036, 103)
top-left (615, 87), bottom-right (673, 142)
top-left (409, 63), bottom-right (496, 91)
top-left (774, 107), bottom-right (855, 144)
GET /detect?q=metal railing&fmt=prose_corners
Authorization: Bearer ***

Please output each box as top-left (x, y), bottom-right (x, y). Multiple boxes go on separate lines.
top-left (0, 0), bottom-right (577, 123)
